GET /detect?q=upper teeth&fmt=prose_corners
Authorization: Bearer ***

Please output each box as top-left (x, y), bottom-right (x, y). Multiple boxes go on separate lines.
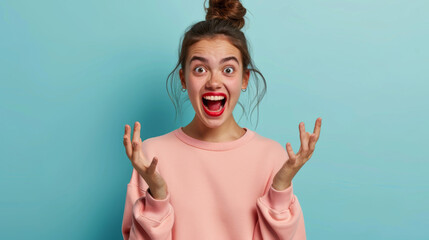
top-left (203, 96), bottom-right (225, 101)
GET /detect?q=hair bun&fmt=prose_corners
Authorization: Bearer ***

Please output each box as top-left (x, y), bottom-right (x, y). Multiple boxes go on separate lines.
top-left (204, 0), bottom-right (247, 30)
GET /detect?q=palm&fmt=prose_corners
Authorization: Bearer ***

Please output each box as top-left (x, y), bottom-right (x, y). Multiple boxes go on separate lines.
top-left (123, 121), bottom-right (168, 193)
top-left (272, 117), bottom-right (322, 190)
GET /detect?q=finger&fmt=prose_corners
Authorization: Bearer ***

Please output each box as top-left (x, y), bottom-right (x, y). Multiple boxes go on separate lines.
top-left (309, 118), bottom-right (322, 151)
top-left (309, 134), bottom-right (318, 151)
top-left (285, 142), bottom-right (296, 165)
top-left (147, 157), bottom-right (158, 175)
top-left (123, 125), bottom-right (133, 159)
top-left (132, 136), bottom-right (142, 164)
top-left (132, 121), bottom-right (141, 143)
top-left (312, 117), bottom-right (322, 141)
top-left (298, 122), bottom-right (309, 153)
top-left (131, 122), bottom-right (142, 155)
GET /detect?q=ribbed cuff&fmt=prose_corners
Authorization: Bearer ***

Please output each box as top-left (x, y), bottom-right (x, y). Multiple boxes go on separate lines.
top-left (260, 182), bottom-right (294, 212)
top-left (142, 190), bottom-right (171, 222)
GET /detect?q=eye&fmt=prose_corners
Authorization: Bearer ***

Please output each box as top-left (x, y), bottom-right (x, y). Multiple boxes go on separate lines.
top-left (224, 66), bottom-right (234, 74)
top-left (194, 66), bottom-right (206, 74)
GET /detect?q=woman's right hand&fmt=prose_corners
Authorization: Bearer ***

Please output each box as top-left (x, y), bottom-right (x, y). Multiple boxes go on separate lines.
top-left (123, 121), bottom-right (169, 200)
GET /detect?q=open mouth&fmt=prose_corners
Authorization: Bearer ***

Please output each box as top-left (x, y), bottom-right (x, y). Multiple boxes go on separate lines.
top-left (202, 97), bottom-right (226, 112)
top-left (202, 96), bottom-right (227, 117)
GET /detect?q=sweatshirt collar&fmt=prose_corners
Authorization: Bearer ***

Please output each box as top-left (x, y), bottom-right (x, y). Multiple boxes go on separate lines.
top-left (174, 127), bottom-right (255, 151)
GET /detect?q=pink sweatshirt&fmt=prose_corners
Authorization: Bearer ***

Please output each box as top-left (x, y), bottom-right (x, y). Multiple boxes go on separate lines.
top-left (121, 127), bottom-right (306, 240)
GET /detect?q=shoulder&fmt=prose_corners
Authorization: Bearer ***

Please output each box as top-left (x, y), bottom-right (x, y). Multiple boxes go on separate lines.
top-left (141, 128), bottom-right (177, 148)
top-left (252, 131), bottom-right (288, 171)
top-left (139, 128), bottom-right (179, 160)
top-left (252, 131), bottom-right (285, 153)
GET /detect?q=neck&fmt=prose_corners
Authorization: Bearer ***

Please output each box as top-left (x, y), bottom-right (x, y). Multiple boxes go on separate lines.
top-left (182, 114), bottom-right (246, 142)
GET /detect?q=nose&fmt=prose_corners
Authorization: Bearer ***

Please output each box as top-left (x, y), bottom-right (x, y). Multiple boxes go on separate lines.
top-left (205, 72), bottom-right (223, 89)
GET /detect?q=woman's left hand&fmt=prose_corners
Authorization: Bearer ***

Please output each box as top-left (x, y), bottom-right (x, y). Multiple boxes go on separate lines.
top-left (272, 118), bottom-right (322, 191)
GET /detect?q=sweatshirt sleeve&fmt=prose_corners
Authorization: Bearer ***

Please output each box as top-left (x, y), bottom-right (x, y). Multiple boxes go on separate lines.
top-left (254, 182), bottom-right (306, 239)
top-left (121, 168), bottom-right (175, 240)
top-left (253, 142), bottom-right (306, 240)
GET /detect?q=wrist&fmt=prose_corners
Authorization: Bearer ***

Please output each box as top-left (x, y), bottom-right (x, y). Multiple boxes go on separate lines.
top-left (272, 181), bottom-right (291, 191)
top-left (148, 186), bottom-right (168, 200)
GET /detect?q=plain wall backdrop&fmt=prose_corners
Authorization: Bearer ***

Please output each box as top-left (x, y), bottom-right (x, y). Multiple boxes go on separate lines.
top-left (1, 0), bottom-right (427, 239)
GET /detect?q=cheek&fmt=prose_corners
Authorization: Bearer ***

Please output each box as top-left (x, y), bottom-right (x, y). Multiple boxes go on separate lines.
top-left (186, 77), bottom-right (202, 92)
top-left (186, 83), bottom-right (204, 104)
top-left (188, 88), bottom-right (202, 98)
top-left (226, 81), bottom-right (242, 95)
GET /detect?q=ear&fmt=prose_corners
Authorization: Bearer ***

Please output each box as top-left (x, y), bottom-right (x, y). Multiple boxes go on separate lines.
top-left (242, 69), bottom-right (250, 89)
top-left (179, 68), bottom-right (186, 89)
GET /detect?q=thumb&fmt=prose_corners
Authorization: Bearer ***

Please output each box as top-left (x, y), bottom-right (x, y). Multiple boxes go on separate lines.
top-left (146, 157), bottom-right (158, 175)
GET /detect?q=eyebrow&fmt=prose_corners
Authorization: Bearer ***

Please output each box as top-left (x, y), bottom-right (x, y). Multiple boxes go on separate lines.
top-left (189, 56), bottom-right (239, 65)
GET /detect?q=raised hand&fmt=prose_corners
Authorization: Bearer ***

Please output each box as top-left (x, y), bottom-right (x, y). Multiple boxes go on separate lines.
top-left (123, 121), bottom-right (169, 200)
top-left (272, 118), bottom-right (322, 191)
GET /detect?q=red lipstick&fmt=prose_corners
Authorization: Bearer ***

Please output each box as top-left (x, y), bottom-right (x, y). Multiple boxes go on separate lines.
top-left (201, 92), bottom-right (227, 117)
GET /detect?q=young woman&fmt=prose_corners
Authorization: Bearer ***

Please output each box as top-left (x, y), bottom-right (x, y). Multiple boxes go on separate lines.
top-left (121, 0), bottom-right (322, 239)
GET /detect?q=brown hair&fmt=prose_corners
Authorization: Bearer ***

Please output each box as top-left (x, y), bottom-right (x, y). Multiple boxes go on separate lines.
top-left (166, 0), bottom-right (267, 129)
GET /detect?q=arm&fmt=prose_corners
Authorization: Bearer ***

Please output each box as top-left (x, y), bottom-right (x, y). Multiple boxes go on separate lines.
top-left (122, 169), bottom-right (175, 240)
top-left (254, 182), bottom-right (306, 240)
top-left (254, 118), bottom-right (322, 239)
top-left (253, 139), bottom-right (308, 240)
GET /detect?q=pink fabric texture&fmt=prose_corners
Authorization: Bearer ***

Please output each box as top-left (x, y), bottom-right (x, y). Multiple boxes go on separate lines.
top-left (121, 127), bottom-right (306, 240)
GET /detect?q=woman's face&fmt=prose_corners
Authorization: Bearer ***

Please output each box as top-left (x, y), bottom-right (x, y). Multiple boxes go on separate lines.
top-left (179, 35), bottom-right (249, 129)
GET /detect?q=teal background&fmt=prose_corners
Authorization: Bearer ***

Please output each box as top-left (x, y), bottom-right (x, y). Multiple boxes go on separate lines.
top-left (1, 0), bottom-right (427, 239)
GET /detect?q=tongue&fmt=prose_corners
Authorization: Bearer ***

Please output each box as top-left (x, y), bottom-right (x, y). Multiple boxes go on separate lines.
top-left (207, 100), bottom-right (222, 111)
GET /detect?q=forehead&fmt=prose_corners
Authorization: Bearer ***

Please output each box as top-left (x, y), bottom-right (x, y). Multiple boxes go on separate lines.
top-left (187, 36), bottom-right (241, 63)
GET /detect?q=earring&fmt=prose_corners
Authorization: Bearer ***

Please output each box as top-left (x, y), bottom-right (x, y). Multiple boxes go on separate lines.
top-left (181, 88), bottom-right (187, 92)
top-left (241, 88), bottom-right (247, 92)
